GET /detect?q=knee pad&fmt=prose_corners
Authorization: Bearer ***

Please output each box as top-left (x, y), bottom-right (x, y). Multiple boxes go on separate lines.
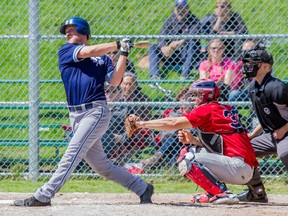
top-left (178, 149), bottom-right (195, 176)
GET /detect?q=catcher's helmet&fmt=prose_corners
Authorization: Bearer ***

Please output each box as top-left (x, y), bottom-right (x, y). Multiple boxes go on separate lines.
top-left (188, 79), bottom-right (220, 106)
top-left (60, 17), bottom-right (90, 38)
top-left (242, 49), bottom-right (273, 78)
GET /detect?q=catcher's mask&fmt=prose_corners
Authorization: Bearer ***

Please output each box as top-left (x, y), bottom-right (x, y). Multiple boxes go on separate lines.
top-left (242, 49), bottom-right (273, 78)
top-left (186, 79), bottom-right (220, 106)
top-left (60, 17), bottom-right (91, 39)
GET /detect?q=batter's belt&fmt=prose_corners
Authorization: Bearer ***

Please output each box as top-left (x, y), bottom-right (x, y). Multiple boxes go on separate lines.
top-left (68, 100), bottom-right (107, 112)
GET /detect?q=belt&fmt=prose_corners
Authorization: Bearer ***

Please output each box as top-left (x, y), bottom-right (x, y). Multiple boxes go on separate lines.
top-left (219, 128), bottom-right (246, 134)
top-left (68, 101), bottom-right (106, 112)
top-left (233, 156), bottom-right (244, 162)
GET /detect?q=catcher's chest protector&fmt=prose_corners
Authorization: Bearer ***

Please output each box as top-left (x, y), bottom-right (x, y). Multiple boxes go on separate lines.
top-left (197, 128), bottom-right (223, 154)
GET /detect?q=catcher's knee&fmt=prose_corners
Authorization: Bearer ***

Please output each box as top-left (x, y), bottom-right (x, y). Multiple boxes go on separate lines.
top-left (177, 145), bottom-right (201, 176)
top-left (178, 152), bottom-right (195, 176)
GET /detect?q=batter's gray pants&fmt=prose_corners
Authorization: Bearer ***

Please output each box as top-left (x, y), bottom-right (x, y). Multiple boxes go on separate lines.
top-left (34, 101), bottom-right (147, 203)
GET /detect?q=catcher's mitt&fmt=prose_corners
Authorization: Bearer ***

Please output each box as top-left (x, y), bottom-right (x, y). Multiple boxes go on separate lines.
top-left (125, 114), bottom-right (141, 138)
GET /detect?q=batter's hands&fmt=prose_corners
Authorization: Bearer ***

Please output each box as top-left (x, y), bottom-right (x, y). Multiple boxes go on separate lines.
top-left (120, 38), bottom-right (133, 53)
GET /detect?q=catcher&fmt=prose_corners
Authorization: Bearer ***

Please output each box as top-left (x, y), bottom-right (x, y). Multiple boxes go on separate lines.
top-left (125, 78), bottom-right (261, 204)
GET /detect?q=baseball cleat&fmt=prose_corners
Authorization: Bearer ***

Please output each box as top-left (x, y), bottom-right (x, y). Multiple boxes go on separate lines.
top-left (237, 189), bottom-right (268, 203)
top-left (209, 193), bottom-right (239, 205)
top-left (191, 192), bottom-right (239, 204)
top-left (191, 192), bottom-right (212, 203)
top-left (140, 183), bottom-right (154, 204)
top-left (14, 196), bottom-right (51, 207)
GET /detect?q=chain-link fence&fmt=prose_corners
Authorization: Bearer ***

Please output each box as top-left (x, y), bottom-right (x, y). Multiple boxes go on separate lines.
top-left (0, 0), bottom-right (287, 181)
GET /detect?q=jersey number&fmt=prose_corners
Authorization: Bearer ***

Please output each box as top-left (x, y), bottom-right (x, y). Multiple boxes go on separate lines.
top-left (223, 109), bottom-right (243, 129)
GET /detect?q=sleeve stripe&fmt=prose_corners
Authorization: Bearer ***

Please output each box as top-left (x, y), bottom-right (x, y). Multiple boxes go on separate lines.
top-left (73, 45), bottom-right (85, 62)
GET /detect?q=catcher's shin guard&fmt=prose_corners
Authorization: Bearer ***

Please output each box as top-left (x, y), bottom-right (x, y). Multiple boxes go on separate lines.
top-left (184, 162), bottom-right (228, 195)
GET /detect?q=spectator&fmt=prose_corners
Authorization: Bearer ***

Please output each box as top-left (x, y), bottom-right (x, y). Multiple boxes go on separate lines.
top-left (148, 0), bottom-right (202, 80)
top-left (201, 0), bottom-right (248, 59)
top-left (198, 38), bottom-right (235, 101)
top-left (114, 72), bottom-right (155, 167)
top-left (228, 39), bottom-right (256, 101)
top-left (120, 72), bottom-right (152, 120)
top-left (140, 85), bottom-right (193, 170)
top-left (101, 85), bottom-right (125, 160)
top-left (108, 50), bottom-right (136, 74)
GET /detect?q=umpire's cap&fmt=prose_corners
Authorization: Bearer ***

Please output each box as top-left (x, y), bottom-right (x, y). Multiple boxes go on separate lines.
top-left (60, 17), bottom-right (90, 38)
top-left (243, 49), bottom-right (274, 66)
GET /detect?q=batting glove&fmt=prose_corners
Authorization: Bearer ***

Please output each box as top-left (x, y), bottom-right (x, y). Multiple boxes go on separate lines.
top-left (119, 38), bottom-right (133, 56)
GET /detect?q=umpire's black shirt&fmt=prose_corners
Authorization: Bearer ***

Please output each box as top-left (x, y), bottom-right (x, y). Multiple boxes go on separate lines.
top-left (248, 72), bottom-right (288, 133)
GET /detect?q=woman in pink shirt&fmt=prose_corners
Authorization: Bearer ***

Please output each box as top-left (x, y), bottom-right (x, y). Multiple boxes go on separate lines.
top-left (198, 38), bottom-right (236, 100)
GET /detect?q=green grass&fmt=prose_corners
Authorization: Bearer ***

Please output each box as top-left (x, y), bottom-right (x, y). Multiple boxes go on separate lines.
top-left (0, 177), bottom-right (287, 194)
top-left (1, 0), bottom-right (288, 101)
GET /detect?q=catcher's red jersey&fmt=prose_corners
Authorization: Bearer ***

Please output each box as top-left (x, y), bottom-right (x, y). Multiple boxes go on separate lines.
top-left (183, 102), bottom-right (259, 167)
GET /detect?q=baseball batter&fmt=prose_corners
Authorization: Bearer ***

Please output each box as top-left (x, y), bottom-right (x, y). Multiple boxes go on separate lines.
top-left (237, 48), bottom-right (288, 202)
top-left (14, 17), bottom-right (153, 207)
top-left (130, 79), bottom-right (259, 204)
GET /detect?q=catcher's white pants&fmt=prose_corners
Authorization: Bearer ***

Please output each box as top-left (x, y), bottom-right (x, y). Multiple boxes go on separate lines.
top-left (34, 100), bottom-right (147, 203)
top-left (193, 151), bottom-right (254, 185)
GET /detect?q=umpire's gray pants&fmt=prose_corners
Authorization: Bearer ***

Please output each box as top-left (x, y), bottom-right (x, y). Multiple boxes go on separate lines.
top-left (251, 133), bottom-right (288, 171)
top-left (34, 101), bottom-right (147, 203)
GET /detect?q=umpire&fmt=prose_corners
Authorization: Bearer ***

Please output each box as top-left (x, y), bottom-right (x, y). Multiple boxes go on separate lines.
top-left (238, 48), bottom-right (288, 202)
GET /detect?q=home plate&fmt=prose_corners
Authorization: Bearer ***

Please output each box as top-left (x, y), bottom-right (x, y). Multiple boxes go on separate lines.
top-left (0, 200), bottom-right (14, 205)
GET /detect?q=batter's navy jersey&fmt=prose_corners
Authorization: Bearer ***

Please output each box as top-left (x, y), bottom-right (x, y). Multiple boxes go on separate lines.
top-left (58, 43), bottom-right (114, 105)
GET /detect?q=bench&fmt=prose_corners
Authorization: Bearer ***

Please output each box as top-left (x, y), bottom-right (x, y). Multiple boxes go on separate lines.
top-left (0, 121), bottom-right (70, 167)
top-left (0, 139), bottom-right (69, 167)
top-left (258, 158), bottom-right (285, 175)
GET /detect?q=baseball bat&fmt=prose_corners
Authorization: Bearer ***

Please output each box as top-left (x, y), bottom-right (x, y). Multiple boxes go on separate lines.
top-left (133, 41), bottom-right (150, 49)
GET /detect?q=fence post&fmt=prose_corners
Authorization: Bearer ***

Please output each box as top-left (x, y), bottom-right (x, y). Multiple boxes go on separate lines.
top-left (28, 0), bottom-right (40, 181)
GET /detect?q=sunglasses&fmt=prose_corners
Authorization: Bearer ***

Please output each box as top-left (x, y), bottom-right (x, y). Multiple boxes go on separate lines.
top-left (216, 5), bottom-right (227, 9)
top-left (210, 47), bottom-right (224, 51)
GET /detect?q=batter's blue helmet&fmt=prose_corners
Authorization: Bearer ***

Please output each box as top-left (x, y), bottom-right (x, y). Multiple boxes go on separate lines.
top-left (60, 17), bottom-right (90, 37)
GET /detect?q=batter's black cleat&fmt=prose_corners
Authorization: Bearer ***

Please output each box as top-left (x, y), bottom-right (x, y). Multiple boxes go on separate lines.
top-left (14, 196), bottom-right (51, 207)
top-left (140, 183), bottom-right (154, 204)
top-left (237, 189), bottom-right (268, 203)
